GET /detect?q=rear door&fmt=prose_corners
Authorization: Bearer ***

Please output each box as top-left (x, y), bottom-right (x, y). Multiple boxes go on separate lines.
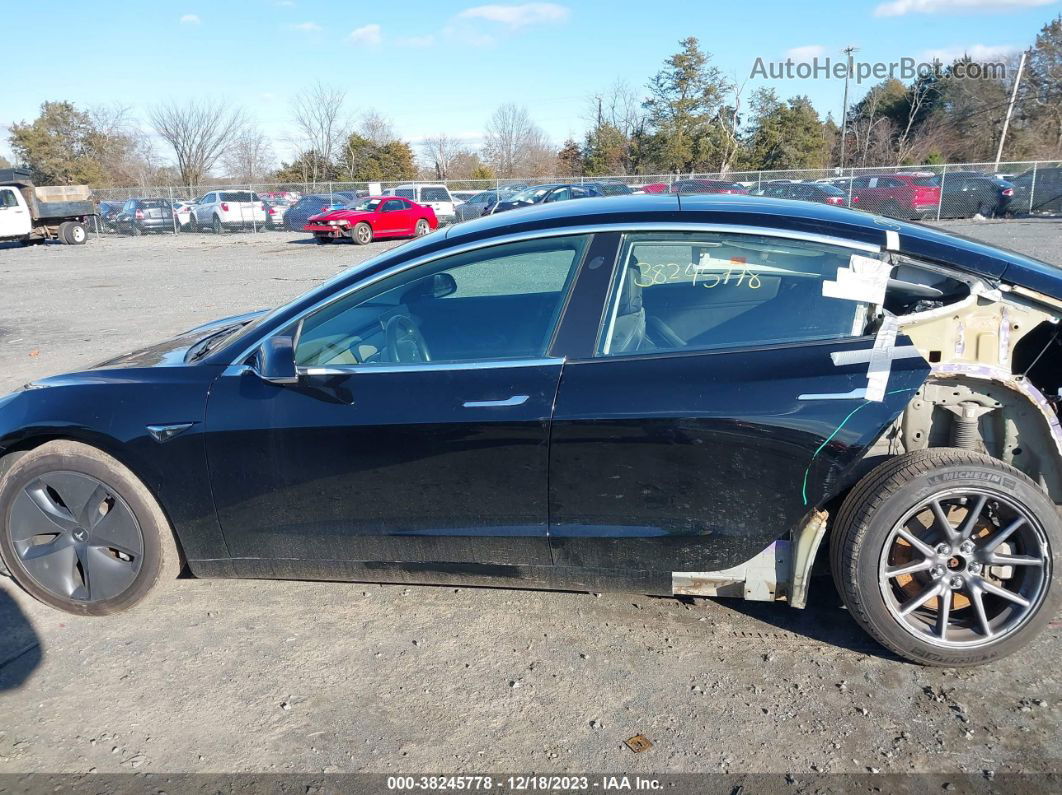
top-left (547, 228), bottom-right (930, 575)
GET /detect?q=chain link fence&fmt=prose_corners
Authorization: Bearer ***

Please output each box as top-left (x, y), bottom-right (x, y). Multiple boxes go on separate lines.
top-left (85, 160), bottom-right (1061, 239)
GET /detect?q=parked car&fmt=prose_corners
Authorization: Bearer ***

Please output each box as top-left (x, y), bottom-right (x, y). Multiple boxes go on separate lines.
top-left (172, 200), bottom-right (194, 230)
top-left (282, 193), bottom-right (358, 232)
top-left (491, 183), bottom-right (603, 213)
top-left (670, 179), bottom-right (749, 195)
top-left (188, 190), bottom-right (266, 233)
top-left (1011, 166), bottom-right (1062, 214)
top-left (640, 183), bottom-right (670, 194)
top-left (931, 173), bottom-right (1015, 218)
top-left (303, 196), bottom-right (437, 244)
top-left (454, 188), bottom-right (522, 222)
top-left (450, 191), bottom-right (479, 204)
top-left (97, 201), bottom-right (125, 230)
top-left (263, 200), bottom-right (289, 230)
top-left (384, 184), bottom-right (456, 224)
top-left (113, 198), bottom-right (178, 235)
top-left (3, 194), bottom-right (1061, 668)
top-left (756, 182), bottom-right (851, 207)
top-left (589, 181), bottom-right (634, 196)
top-left (848, 174), bottom-right (940, 220)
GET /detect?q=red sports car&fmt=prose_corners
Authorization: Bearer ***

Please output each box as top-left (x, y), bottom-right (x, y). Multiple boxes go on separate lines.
top-left (304, 196), bottom-right (437, 245)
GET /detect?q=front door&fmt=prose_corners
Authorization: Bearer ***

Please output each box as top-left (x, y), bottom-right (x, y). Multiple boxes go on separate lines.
top-left (205, 233), bottom-right (593, 568)
top-left (0, 188), bottom-right (29, 237)
top-left (548, 229), bottom-right (930, 574)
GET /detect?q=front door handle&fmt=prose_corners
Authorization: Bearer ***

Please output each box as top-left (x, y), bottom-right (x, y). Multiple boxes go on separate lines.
top-left (463, 395), bottom-right (529, 408)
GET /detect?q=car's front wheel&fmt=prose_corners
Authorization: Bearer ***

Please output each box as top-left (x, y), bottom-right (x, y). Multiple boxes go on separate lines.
top-left (352, 222), bottom-right (373, 245)
top-left (0, 441), bottom-right (182, 616)
top-left (831, 449), bottom-right (1059, 666)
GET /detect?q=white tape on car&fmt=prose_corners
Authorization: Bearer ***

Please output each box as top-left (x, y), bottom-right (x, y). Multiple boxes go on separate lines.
top-left (822, 254), bottom-right (891, 305)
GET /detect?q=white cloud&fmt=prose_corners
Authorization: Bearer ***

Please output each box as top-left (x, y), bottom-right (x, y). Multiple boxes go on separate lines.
top-left (457, 3), bottom-right (570, 28)
top-left (348, 23), bottom-right (382, 45)
top-left (291, 21), bottom-right (321, 32)
top-left (179, 13), bottom-right (200, 25)
top-left (875, 0), bottom-right (1054, 16)
top-left (921, 43), bottom-right (1020, 61)
top-left (396, 34), bottom-right (436, 47)
top-left (786, 45), bottom-right (826, 62)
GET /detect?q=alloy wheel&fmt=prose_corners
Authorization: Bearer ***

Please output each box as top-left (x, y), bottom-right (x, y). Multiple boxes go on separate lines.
top-left (878, 488), bottom-right (1050, 648)
top-left (7, 471), bottom-right (144, 603)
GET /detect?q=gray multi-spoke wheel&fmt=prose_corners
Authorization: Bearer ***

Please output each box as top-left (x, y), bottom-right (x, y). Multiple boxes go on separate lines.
top-left (832, 449), bottom-right (1060, 666)
top-left (352, 222), bottom-right (373, 245)
top-left (8, 471), bottom-right (144, 603)
top-left (0, 441), bottom-right (181, 616)
top-left (414, 219), bottom-right (430, 237)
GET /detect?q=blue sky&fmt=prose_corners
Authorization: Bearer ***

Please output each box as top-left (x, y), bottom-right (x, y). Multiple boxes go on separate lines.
top-left (2, 0), bottom-right (1058, 164)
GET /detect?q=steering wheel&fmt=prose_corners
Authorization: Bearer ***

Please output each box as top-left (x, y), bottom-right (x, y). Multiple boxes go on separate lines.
top-left (384, 315), bottom-right (431, 363)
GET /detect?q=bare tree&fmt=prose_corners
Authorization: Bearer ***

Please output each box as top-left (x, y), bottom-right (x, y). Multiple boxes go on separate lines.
top-left (150, 100), bottom-right (246, 186)
top-left (290, 82), bottom-right (348, 183)
top-left (422, 134), bottom-right (463, 179)
top-left (358, 110), bottom-right (396, 145)
top-left (482, 104), bottom-right (551, 178)
top-left (223, 127), bottom-right (276, 183)
top-left (89, 104), bottom-right (162, 188)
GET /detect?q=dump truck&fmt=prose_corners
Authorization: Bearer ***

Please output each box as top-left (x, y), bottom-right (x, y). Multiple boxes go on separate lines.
top-left (0, 168), bottom-right (96, 246)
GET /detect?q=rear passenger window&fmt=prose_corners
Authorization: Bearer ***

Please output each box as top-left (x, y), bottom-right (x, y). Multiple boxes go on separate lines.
top-left (420, 187), bottom-right (450, 202)
top-left (598, 232), bottom-right (881, 356)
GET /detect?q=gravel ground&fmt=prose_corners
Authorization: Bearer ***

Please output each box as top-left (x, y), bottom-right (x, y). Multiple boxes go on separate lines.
top-left (0, 220), bottom-right (1059, 778)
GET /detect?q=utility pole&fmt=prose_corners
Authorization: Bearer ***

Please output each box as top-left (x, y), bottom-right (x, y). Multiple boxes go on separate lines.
top-left (839, 46), bottom-right (858, 169)
top-left (994, 50), bottom-right (1027, 171)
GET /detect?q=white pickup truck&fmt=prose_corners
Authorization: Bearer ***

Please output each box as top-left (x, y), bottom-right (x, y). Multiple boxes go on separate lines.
top-left (0, 169), bottom-right (95, 246)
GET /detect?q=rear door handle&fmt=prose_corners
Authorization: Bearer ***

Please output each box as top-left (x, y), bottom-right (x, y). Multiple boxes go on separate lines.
top-left (463, 395), bottom-right (529, 408)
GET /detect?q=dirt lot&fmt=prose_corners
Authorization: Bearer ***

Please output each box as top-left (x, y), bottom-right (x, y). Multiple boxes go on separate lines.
top-left (0, 220), bottom-right (1060, 778)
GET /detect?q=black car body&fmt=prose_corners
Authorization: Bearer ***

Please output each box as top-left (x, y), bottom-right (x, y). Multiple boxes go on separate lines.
top-left (454, 188), bottom-right (523, 222)
top-left (284, 192), bottom-right (358, 231)
top-left (113, 198), bottom-right (178, 235)
top-left (491, 183), bottom-right (603, 213)
top-left (933, 173), bottom-right (1015, 218)
top-left (1011, 166), bottom-right (1062, 214)
top-left (2, 194), bottom-right (1061, 666)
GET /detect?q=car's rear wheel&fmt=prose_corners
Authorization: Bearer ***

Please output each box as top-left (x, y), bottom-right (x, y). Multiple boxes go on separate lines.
top-left (212, 215), bottom-right (224, 234)
top-left (831, 449), bottom-right (1059, 666)
top-left (353, 222), bottom-right (373, 245)
top-left (414, 219), bottom-right (430, 237)
top-left (0, 441), bottom-right (182, 616)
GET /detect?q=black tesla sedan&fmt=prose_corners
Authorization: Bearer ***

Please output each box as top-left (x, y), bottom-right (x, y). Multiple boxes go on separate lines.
top-left (1, 194), bottom-right (1060, 667)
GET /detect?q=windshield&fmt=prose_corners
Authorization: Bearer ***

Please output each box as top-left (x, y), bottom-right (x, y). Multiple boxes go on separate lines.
top-left (912, 176), bottom-right (941, 186)
top-left (508, 187), bottom-right (552, 203)
top-left (220, 191), bottom-right (260, 202)
top-left (346, 198), bottom-right (384, 212)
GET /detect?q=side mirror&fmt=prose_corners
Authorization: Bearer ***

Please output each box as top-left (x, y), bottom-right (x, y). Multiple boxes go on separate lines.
top-left (254, 336), bottom-right (298, 384)
top-left (401, 272), bottom-right (457, 303)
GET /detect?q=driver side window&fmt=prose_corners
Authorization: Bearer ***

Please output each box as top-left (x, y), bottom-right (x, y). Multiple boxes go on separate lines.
top-left (295, 235), bottom-right (590, 368)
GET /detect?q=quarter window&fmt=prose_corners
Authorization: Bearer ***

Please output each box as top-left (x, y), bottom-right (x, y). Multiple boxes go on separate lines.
top-left (295, 235), bottom-right (590, 367)
top-left (597, 232), bottom-right (880, 356)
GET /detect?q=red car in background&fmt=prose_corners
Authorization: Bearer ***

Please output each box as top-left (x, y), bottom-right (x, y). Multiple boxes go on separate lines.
top-left (849, 173), bottom-right (941, 219)
top-left (304, 196), bottom-right (437, 245)
top-left (670, 179), bottom-right (749, 195)
top-left (640, 182), bottom-right (670, 194)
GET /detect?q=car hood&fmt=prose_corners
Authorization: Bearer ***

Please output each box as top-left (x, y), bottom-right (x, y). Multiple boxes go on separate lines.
top-left (308, 209), bottom-right (372, 222)
top-left (87, 310), bottom-right (268, 370)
